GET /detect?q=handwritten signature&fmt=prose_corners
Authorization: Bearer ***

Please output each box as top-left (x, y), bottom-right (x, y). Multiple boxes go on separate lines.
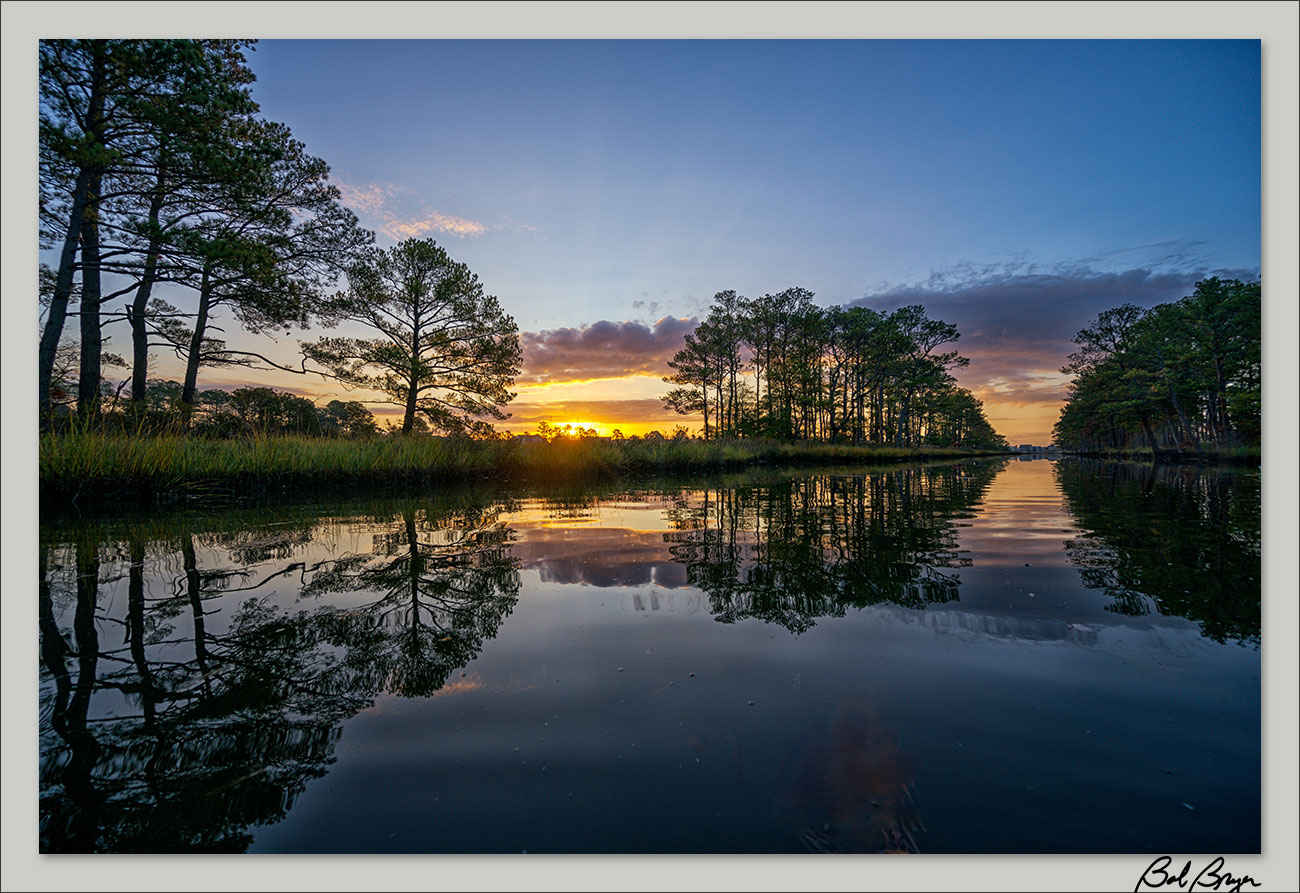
top-left (1135, 856), bottom-right (1261, 893)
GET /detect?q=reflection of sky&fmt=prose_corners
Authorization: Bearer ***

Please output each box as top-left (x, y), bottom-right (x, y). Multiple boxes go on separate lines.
top-left (511, 525), bottom-right (686, 589)
top-left (506, 497), bottom-right (685, 588)
top-left (139, 461), bottom-right (1244, 640)
top-left (504, 499), bottom-right (679, 531)
top-left (495, 460), bottom-right (1252, 647)
top-left (949, 456), bottom-right (1081, 567)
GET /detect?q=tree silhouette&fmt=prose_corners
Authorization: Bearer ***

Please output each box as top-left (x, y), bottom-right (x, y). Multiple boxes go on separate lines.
top-left (304, 238), bottom-right (522, 436)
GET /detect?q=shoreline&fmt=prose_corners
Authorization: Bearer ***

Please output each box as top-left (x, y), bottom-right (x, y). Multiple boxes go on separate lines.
top-left (1062, 447), bottom-right (1261, 467)
top-left (39, 431), bottom-right (1012, 509)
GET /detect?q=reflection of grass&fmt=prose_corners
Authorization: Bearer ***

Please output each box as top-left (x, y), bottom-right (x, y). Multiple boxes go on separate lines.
top-left (40, 429), bottom-right (1006, 503)
top-left (1070, 444), bottom-right (1261, 465)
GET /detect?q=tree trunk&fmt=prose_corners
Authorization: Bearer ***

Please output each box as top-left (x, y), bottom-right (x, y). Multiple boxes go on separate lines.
top-left (180, 265), bottom-right (213, 414)
top-left (401, 374), bottom-right (419, 433)
top-left (896, 389), bottom-right (912, 448)
top-left (75, 168), bottom-right (104, 418)
top-left (130, 169), bottom-right (167, 405)
top-left (401, 314), bottom-right (421, 433)
top-left (38, 167), bottom-right (92, 426)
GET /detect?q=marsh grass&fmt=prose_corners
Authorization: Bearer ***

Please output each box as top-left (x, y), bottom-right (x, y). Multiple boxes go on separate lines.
top-left (40, 428), bottom-right (1006, 504)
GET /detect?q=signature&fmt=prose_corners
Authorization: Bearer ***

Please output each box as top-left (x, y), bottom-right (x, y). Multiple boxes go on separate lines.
top-left (1135, 856), bottom-right (1261, 893)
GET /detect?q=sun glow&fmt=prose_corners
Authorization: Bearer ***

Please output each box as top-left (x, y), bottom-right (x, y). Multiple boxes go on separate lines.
top-left (548, 421), bottom-right (605, 437)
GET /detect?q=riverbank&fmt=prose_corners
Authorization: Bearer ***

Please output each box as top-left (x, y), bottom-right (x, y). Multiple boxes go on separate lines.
top-left (39, 431), bottom-right (1010, 505)
top-left (1064, 445), bottom-right (1260, 466)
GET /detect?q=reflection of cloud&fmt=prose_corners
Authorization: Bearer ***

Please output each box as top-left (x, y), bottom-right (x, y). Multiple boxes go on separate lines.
top-left (519, 317), bottom-right (698, 384)
top-left (425, 674), bottom-right (486, 698)
top-left (511, 526), bottom-right (684, 588)
top-left (336, 180), bottom-right (499, 240)
top-left (855, 262), bottom-right (1258, 410)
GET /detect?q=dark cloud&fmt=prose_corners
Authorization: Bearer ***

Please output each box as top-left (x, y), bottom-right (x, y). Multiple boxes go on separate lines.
top-left (854, 263), bottom-right (1258, 406)
top-left (630, 299), bottom-right (662, 317)
top-left (520, 317), bottom-right (698, 384)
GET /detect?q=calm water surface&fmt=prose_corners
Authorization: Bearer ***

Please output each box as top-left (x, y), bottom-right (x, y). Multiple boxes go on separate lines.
top-left (38, 458), bottom-right (1261, 853)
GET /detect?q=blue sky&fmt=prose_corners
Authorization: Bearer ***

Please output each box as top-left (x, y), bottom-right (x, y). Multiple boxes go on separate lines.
top-left (222, 39), bottom-right (1260, 440)
top-left (246, 39), bottom-right (1259, 325)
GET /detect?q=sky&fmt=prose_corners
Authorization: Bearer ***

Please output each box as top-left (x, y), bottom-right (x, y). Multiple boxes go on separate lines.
top-left (68, 39), bottom-right (1267, 442)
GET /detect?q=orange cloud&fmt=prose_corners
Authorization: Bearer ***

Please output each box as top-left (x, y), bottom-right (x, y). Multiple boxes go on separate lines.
top-left (336, 179), bottom-right (494, 240)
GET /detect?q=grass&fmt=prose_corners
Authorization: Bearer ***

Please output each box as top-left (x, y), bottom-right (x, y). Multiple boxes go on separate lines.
top-left (39, 429), bottom-right (1010, 505)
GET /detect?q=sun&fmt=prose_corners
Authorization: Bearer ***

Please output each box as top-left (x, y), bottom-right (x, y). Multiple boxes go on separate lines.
top-left (552, 420), bottom-right (604, 437)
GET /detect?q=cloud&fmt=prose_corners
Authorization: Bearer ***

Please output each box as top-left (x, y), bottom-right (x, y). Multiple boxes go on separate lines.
top-left (335, 180), bottom-right (498, 240)
top-left (853, 262), bottom-right (1258, 409)
top-left (386, 211), bottom-right (488, 239)
top-left (334, 181), bottom-right (393, 216)
top-left (519, 317), bottom-right (699, 385)
top-left (195, 380), bottom-right (321, 399)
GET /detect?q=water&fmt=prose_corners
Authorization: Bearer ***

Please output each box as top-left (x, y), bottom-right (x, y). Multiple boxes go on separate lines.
top-left (37, 458), bottom-right (1261, 853)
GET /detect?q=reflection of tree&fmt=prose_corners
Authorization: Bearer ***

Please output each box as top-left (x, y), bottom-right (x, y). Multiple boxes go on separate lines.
top-left (39, 530), bottom-right (363, 852)
top-left (39, 533), bottom-right (104, 852)
top-left (301, 505), bottom-right (520, 697)
top-left (1057, 461), bottom-right (1260, 645)
top-left (663, 463), bottom-right (1003, 633)
top-left (38, 494), bottom-right (520, 852)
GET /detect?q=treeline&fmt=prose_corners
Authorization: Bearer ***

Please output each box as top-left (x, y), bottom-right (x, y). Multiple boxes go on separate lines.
top-left (38, 39), bottom-right (372, 429)
top-left (1052, 278), bottom-right (1261, 454)
top-left (661, 289), bottom-right (1006, 449)
top-left (128, 382), bottom-right (383, 438)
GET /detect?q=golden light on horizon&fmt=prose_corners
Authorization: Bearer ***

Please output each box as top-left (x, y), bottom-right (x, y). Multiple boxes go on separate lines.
top-left (551, 420), bottom-right (604, 436)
